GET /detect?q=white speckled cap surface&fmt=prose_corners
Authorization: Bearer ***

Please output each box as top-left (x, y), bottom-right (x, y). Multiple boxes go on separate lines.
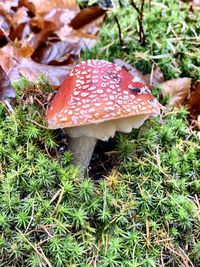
top-left (47, 59), bottom-right (161, 129)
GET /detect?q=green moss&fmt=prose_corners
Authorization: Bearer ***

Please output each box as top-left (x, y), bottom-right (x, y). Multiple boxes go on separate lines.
top-left (1, 94), bottom-right (199, 265)
top-left (83, 0), bottom-right (200, 80)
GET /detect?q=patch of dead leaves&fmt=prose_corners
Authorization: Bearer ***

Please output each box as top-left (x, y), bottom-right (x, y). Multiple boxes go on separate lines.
top-left (0, 0), bottom-right (106, 92)
top-left (0, 65), bottom-right (15, 101)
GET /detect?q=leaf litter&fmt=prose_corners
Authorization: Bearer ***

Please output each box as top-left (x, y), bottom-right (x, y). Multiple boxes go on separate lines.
top-left (0, 0), bottom-right (106, 94)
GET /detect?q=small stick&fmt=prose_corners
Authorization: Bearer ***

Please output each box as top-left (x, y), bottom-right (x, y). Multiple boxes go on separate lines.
top-left (16, 228), bottom-right (53, 267)
top-left (52, 187), bottom-right (65, 217)
top-left (25, 201), bottom-right (35, 234)
top-left (113, 15), bottom-right (124, 48)
top-left (130, 0), bottom-right (146, 45)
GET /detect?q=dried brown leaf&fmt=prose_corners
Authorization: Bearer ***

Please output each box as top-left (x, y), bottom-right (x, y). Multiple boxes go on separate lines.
top-left (27, 0), bottom-right (79, 16)
top-left (0, 45), bottom-right (72, 87)
top-left (0, 13), bottom-right (11, 37)
top-left (187, 80), bottom-right (200, 119)
top-left (56, 6), bottom-right (105, 49)
top-left (161, 78), bottom-right (191, 107)
top-left (32, 41), bottom-right (80, 65)
top-left (69, 6), bottom-right (106, 29)
top-left (17, 45), bottom-right (34, 57)
top-left (29, 20), bottom-right (57, 51)
top-left (18, 0), bottom-right (36, 14)
top-left (0, 65), bottom-right (16, 101)
top-left (10, 22), bottom-right (31, 42)
top-left (0, 0), bottom-right (18, 13)
top-left (19, 58), bottom-right (71, 86)
top-left (12, 6), bottom-right (29, 25)
top-left (44, 8), bottom-right (79, 29)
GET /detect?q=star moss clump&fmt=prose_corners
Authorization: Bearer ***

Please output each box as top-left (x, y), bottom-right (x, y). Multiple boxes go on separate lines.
top-left (0, 77), bottom-right (199, 266)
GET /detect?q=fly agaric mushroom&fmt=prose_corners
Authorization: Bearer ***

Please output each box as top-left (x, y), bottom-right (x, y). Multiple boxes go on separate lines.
top-left (46, 59), bottom-right (161, 175)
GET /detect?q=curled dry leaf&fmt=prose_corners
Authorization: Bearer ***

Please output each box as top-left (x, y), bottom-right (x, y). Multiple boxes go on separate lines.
top-left (69, 6), bottom-right (106, 29)
top-left (0, 0), bottom-right (18, 13)
top-left (0, 65), bottom-right (16, 101)
top-left (19, 58), bottom-right (71, 86)
top-left (161, 78), bottom-right (191, 107)
top-left (29, 20), bottom-right (58, 51)
top-left (187, 80), bottom-right (200, 119)
top-left (55, 6), bottom-right (106, 49)
top-left (0, 45), bottom-right (71, 87)
top-left (32, 41), bottom-right (81, 65)
top-left (25, 0), bottom-right (79, 16)
top-left (12, 6), bottom-right (29, 25)
top-left (44, 8), bottom-right (79, 29)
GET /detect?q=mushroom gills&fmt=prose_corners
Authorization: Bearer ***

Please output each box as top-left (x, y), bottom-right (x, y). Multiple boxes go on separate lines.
top-left (66, 114), bottom-right (150, 141)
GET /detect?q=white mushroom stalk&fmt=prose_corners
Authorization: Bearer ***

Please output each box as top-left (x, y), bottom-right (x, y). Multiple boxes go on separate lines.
top-left (67, 135), bottom-right (97, 175)
top-left (46, 60), bottom-right (161, 176)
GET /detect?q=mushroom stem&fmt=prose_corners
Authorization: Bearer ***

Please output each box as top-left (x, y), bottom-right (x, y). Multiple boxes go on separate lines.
top-left (68, 136), bottom-right (97, 176)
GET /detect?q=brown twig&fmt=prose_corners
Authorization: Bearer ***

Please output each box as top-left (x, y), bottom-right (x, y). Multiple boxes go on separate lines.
top-left (113, 15), bottom-right (125, 48)
top-left (130, 0), bottom-right (146, 45)
top-left (16, 228), bottom-right (53, 267)
top-left (52, 187), bottom-right (65, 217)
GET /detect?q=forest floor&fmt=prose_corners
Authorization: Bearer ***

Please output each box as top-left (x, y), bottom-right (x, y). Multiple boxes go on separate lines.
top-left (0, 1), bottom-right (200, 266)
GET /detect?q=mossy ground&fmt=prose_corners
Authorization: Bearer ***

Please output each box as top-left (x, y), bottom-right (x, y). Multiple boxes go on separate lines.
top-left (0, 1), bottom-right (200, 266)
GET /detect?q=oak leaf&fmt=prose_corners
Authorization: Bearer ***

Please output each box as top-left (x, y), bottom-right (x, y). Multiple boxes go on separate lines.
top-left (161, 78), bottom-right (191, 107)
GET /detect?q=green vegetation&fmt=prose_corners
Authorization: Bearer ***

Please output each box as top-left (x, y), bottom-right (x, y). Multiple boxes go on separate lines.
top-left (0, 80), bottom-right (199, 266)
top-left (83, 0), bottom-right (200, 80)
top-left (0, 0), bottom-right (200, 266)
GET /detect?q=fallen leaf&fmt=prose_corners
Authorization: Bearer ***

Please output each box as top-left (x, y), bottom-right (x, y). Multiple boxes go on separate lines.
top-left (32, 41), bottom-right (81, 65)
top-left (19, 58), bottom-right (71, 86)
top-left (18, 0), bottom-right (36, 14)
top-left (69, 6), bottom-right (106, 29)
top-left (187, 80), bottom-right (200, 119)
top-left (12, 6), bottom-right (29, 25)
top-left (0, 0), bottom-right (106, 88)
top-left (56, 6), bottom-right (105, 49)
top-left (0, 0), bottom-right (18, 13)
top-left (0, 13), bottom-right (11, 37)
top-left (29, 20), bottom-right (58, 51)
top-left (27, 0), bottom-right (79, 16)
top-left (0, 45), bottom-right (72, 87)
top-left (144, 65), bottom-right (164, 88)
top-left (161, 78), bottom-right (191, 107)
top-left (44, 8), bottom-right (79, 29)
top-left (0, 65), bottom-right (16, 101)
top-left (197, 115), bottom-right (200, 130)
top-left (9, 22), bottom-right (31, 42)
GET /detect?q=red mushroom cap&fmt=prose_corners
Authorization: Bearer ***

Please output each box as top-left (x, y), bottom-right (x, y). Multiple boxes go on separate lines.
top-left (47, 59), bottom-right (160, 129)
